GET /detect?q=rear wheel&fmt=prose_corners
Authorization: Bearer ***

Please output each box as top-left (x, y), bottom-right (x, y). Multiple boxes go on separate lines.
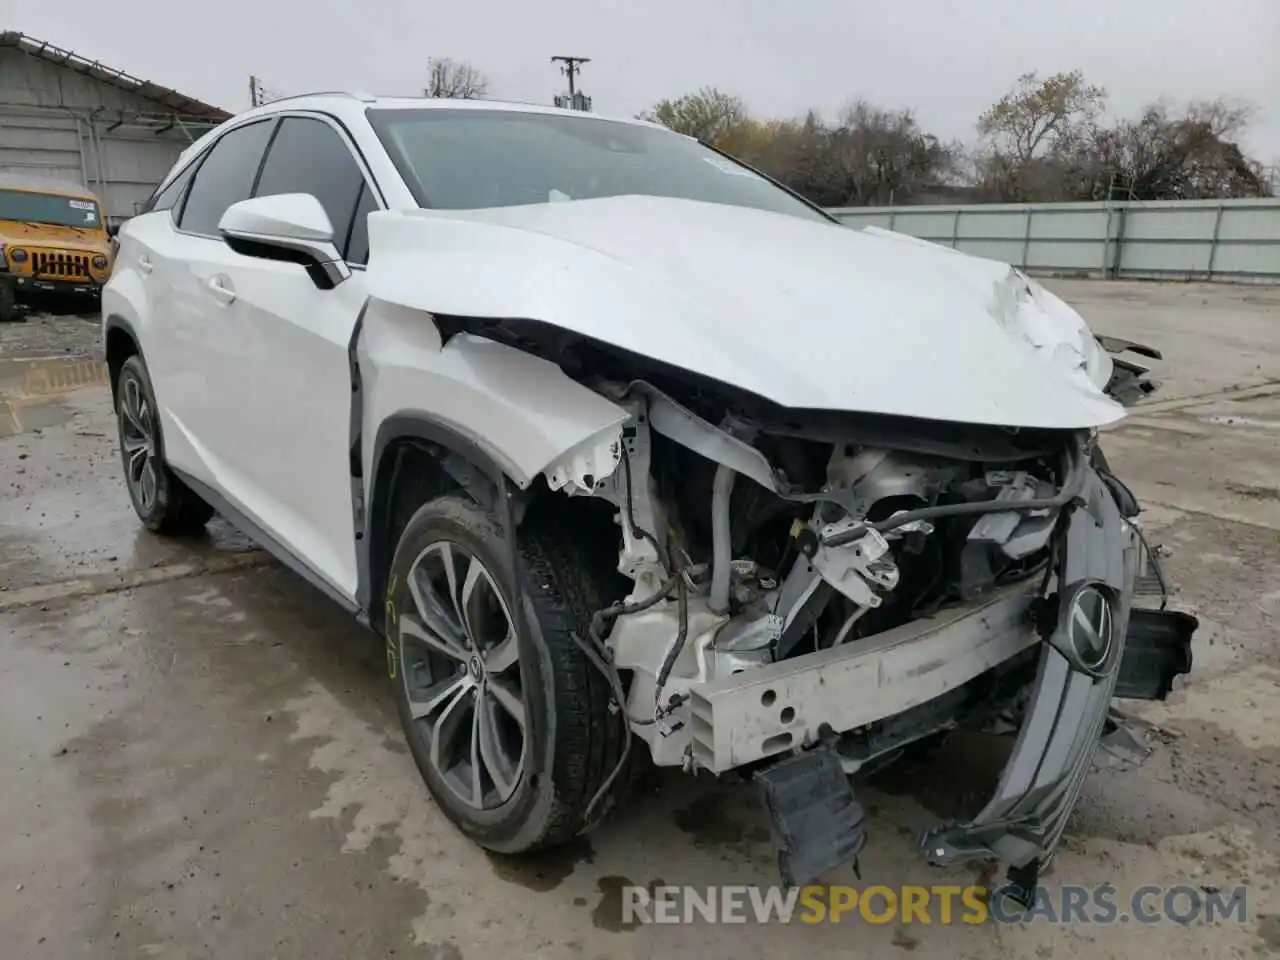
top-left (114, 354), bottom-right (214, 535)
top-left (386, 494), bottom-right (627, 853)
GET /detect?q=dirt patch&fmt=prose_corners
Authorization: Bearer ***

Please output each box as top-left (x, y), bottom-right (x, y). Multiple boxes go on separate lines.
top-left (0, 311), bottom-right (103, 361)
top-left (1225, 482), bottom-right (1280, 502)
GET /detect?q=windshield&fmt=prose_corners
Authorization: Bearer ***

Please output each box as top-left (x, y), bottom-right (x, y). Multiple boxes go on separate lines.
top-left (367, 108), bottom-right (830, 223)
top-left (0, 189), bottom-right (103, 229)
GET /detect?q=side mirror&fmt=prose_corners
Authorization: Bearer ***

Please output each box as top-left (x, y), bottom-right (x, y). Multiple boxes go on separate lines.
top-left (106, 223), bottom-right (120, 238)
top-left (218, 193), bottom-right (351, 288)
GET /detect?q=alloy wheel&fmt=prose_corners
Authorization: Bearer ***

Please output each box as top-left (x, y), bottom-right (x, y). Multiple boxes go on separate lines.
top-left (399, 541), bottom-right (528, 810)
top-left (120, 376), bottom-right (159, 513)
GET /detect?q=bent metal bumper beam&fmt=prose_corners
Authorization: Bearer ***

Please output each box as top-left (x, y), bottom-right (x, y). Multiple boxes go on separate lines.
top-left (686, 586), bottom-right (1040, 774)
top-left (686, 465), bottom-right (1139, 878)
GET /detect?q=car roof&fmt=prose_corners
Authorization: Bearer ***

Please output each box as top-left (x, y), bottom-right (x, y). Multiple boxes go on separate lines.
top-left (163, 93), bottom-right (674, 196)
top-left (0, 172), bottom-right (101, 201)
top-left (251, 92), bottom-right (664, 128)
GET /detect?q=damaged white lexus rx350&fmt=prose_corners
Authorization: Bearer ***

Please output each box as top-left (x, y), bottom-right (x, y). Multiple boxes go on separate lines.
top-left (103, 93), bottom-right (1197, 893)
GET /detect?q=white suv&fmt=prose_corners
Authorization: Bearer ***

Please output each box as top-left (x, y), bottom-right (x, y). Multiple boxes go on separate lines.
top-left (103, 92), bottom-right (1195, 893)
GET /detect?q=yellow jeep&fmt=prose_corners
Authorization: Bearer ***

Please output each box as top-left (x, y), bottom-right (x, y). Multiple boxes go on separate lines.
top-left (0, 173), bottom-right (114, 322)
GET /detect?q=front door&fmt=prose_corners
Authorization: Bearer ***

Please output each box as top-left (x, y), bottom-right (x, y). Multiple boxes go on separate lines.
top-left (201, 114), bottom-right (381, 600)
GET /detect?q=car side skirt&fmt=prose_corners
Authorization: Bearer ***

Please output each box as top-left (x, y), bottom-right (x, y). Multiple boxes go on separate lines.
top-left (174, 467), bottom-right (361, 616)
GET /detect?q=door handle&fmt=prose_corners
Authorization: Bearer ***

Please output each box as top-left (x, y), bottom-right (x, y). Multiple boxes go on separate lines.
top-left (137, 253), bottom-right (153, 275)
top-left (204, 275), bottom-right (236, 305)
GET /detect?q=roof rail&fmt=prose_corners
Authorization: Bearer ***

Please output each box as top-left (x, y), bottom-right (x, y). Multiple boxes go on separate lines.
top-left (259, 89), bottom-right (377, 106)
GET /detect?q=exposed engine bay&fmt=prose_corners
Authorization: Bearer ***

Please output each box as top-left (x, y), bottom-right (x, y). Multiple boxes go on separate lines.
top-left (435, 312), bottom-right (1130, 748)
top-left (564, 374), bottom-right (1082, 767)
top-left (431, 312), bottom-right (1156, 724)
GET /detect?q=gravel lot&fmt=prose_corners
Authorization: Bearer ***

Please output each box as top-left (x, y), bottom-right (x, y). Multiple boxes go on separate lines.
top-left (1, 281), bottom-right (1278, 960)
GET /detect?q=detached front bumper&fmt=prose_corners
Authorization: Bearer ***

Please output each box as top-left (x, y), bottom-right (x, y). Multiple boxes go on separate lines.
top-left (691, 465), bottom-right (1156, 884)
top-left (917, 467), bottom-right (1140, 876)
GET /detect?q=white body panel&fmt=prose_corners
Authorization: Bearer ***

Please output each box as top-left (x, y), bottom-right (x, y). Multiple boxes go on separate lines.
top-left (358, 300), bottom-right (630, 490)
top-left (202, 254), bottom-right (366, 596)
top-left (365, 196), bottom-right (1125, 431)
top-left (108, 209), bottom-right (366, 599)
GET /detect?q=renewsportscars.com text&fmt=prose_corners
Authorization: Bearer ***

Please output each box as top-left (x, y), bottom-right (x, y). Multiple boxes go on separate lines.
top-left (622, 883), bottom-right (1249, 926)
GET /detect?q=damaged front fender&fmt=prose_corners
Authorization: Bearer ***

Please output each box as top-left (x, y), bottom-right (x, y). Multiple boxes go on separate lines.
top-left (358, 298), bottom-right (629, 491)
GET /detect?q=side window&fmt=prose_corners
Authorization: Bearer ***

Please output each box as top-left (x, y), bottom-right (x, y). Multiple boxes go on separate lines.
top-left (178, 119), bottom-right (275, 235)
top-left (143, 160), bottom-right (197, 216)
top-left (344, 182), bottom-right (378, 265)
top-left (253, 117), bottom-right (370, 262)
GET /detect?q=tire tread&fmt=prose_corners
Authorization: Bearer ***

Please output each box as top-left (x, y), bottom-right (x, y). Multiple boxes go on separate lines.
top-left (515, 510), bottom-right (626, 846)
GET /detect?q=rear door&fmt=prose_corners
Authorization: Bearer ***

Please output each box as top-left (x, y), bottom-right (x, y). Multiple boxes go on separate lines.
top-left (147, 118), bottom-right (278, 489)
top-left (112, 157), bottom-right (201, 461)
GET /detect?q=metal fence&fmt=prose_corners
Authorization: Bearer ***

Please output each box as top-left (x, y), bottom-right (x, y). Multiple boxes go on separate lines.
top-left (827, 198), bottom-right (1280, 282)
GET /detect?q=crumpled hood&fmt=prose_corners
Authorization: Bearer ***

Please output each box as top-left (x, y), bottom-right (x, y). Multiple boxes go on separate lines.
top-left (366, 196), bottom-right (1125, 430)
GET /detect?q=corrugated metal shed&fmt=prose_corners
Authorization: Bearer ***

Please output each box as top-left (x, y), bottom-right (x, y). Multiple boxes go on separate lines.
top-left (0, 32), bottom-right (233, 224)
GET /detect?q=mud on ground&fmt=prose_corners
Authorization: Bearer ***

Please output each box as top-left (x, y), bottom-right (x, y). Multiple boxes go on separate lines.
top-left (1, 281), bottom-right (1278, 959)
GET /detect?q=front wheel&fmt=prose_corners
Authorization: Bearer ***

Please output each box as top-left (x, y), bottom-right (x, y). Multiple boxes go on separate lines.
top-left (114, 354), bottom-right (214, 535)
top-left (386, 494), bottom-right (626, 853)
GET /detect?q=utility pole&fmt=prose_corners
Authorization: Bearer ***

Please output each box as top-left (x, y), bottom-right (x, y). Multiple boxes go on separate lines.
top-left (551, 56), bottom-right (589, 96)
top-left (249, 75), bottom-right (262, 108)
top-left (551, 56), bottom-right (593, 111)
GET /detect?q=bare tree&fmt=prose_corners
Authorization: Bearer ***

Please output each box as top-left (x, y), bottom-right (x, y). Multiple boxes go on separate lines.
top-left (979, 70), bottom-right (1107, 161)
top-left (424, 57), bottom-right (490, 100)
top-left (824, 102), bottom-right (959, 205)
top-left (639, 88), bottom-right (749, 144)
top-left (750, 104), bottom-right (957, 207)
top-left (1057, 97), bottom-right (1268, 201)
top-left (642, 76), bottom-right (1268, 207)
top-left (640, 91), bottom-right (957, 206)
top-left (976, 70), bottom-right (1107, 200)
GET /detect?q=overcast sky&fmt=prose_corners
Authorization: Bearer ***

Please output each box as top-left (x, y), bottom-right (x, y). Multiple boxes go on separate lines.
top-left (13, 0), bottom-right (1280, 162)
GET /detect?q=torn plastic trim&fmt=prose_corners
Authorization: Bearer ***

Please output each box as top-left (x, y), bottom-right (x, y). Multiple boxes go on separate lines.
top-left (541, 422), bottom-right (624, 495)
top-left (1114, 608), bottom-right (1197, 700)
top-left (916, 467), bottom-right (1136, 879)
top-left (1095, 334), bottom-right (1163, 361)
top-left (539, 379), bottom-right (785, 501)
top-left (635, 381), bottom-right (782, 494)
top-left (1105, 358), bottom-right (1163, 407)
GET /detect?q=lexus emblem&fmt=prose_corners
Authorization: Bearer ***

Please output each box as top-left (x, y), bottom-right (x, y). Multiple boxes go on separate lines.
top-left (1065, 583), bottom-right (1114, 671)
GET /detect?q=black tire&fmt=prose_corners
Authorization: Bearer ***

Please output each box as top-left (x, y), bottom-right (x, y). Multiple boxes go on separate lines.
top-left (386, 493), bottom-right (626, 853)
top-left (1091, 443), bottom-right (1112, 473)
top-left (114, 354), bottom-right (214, 535)
top-left (0, 281), bottom-right (17, 322)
